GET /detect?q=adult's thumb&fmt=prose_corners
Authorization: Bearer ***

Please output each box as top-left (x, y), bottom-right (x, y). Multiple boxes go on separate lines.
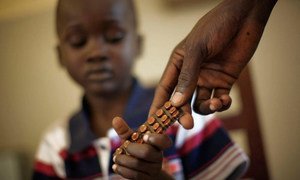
top-left (171, 57), bottom-right (199, 107)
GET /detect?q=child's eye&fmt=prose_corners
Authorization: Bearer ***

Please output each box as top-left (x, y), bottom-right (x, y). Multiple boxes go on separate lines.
top-left (104, 29), bottom-right (125, 44)
top-left (68, 34), bottom-right (87, 48)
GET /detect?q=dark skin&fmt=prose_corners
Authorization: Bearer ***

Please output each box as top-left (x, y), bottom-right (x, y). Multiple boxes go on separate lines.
top-left (149, 0), bottom-right (277, 129)
top-left (112, 117), bottom-right (173, 179)
top-left (56, 0), bottom-right (173, 179)
top-left (56, 0), bottom-right (277, 178)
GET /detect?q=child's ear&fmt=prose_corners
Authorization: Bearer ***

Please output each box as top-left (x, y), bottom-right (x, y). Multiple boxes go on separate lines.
top-left (56, 45), bottom-right (65, 67)
top-left (136, 34), bottom-right (143, 57)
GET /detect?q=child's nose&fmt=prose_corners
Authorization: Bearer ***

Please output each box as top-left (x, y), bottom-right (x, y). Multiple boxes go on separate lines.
top-left (87, 37), bottom-right (108, 62)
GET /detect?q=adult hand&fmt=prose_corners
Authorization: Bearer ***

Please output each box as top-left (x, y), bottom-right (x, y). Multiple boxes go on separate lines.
top-left (149, 0), bottom-right (277, 129)
top-left (112, 117), bottom-right (173, 180)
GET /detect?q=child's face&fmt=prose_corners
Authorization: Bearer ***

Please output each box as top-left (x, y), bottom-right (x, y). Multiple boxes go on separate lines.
top-left (57, 0), bottom-right (140, 96)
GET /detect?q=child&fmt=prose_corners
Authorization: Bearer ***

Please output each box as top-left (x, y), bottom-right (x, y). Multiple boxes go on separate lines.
top-left (33, 0), bottom-right (248, 179)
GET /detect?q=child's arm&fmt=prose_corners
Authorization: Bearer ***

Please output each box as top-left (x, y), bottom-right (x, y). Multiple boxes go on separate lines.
top-left (112, 117), bottom-right (174, 179)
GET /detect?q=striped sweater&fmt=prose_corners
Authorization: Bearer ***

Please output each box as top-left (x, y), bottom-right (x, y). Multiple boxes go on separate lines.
top-left (33, 80), bottom-right (248, 179)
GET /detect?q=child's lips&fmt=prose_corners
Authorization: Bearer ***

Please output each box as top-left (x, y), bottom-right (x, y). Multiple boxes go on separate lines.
top-left (86, 68), bottom-right (114, 82)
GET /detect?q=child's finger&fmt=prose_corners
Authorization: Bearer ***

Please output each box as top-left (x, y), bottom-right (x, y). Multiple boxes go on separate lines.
top-left (112, 163), bottom-right (151, 180)
top-left (142, 133), bottom-right (172, 150)
top-left (112, 117), bottom-right (134, 140)
top-left (125, 143), bottom-right (163, 163)
top-left (113, 154), bottom-right (161, 175)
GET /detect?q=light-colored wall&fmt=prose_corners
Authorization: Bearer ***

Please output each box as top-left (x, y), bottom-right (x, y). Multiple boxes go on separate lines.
top-left (251, 0), bottom-right (300, 178)
top-left (0, 0), bottom-right (299, 179)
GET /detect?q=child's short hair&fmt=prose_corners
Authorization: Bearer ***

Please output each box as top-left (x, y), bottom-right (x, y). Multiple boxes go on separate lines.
top-left (55, 0), bottom-right (139, 35)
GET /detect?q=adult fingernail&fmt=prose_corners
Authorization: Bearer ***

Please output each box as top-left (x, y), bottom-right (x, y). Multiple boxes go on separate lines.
top-left (143, 134), bottom-right (149, 142)
top-left (210, 104), bottom-right (216, 111)
top-left (171, 92), bottom-right (183, 105)
top-left (113, 156), bottom-right (116, 163)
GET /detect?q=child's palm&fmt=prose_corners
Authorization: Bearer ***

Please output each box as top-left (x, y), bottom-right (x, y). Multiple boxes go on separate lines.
top-left (112, 117), bottom-right (172, 179)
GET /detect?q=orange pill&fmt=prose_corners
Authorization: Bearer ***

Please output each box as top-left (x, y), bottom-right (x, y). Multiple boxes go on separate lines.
top-left (169, 107), bottom-right (176, 114)
top-left (123, 140), bottom-right (130, 148)
top-left (131, 132), bottom-right (139, 141)
top-left (115, 148), bottom-right (123, 155)
top-left (155, 109), bottom-right (164, 117)
top-left (164, 118), bottom-right (171, 125)
top-left (161, 115), bottom-right (168, 122)
top-left (139, 124), bottom-right (147, 133)
top-left (137, 138), bottom-right (143, 144)
top-left (156, 127), bottom-right (163, 134)
top-left (147, 117), bottom-right (155, 125)
top-left (164, 101), bottom-right (172, 109)
top-left (152, 123), bottom-right (160, 130)
top-left (172, 111), bottom-right (180, 118)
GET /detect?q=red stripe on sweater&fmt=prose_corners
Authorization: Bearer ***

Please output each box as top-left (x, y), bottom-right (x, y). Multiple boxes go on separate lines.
top-left (209, 151), bottom-right (243, 179)
top-left (178, 119), bottom-right (221, 156)
top-left (191, 143), bottom-right (237, 178)
top-left (34, 161), bottom-right (57, 177)
top-left (166, 124), bottom-right (179, 136)
top-left (59, 146), bottom-right (98, 162)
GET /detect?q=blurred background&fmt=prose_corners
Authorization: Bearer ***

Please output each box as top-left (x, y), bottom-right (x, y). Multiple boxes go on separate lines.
top-left (0, 0), bottom-right (299, 179)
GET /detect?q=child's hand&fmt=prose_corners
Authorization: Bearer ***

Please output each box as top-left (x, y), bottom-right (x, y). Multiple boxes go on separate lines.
top-left (112, 117), bottom-right (173, 180)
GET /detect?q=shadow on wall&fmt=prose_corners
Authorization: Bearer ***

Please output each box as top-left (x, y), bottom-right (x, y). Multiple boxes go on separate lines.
top-left (0, 151), bottom-right (32, 180)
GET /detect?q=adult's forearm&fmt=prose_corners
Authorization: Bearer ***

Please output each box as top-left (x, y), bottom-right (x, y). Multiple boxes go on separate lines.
top-left (245, 0), bottom-right (277, 26)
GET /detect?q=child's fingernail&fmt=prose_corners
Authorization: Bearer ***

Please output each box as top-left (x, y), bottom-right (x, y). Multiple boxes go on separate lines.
top-left (112, 164), bottom-right (117, 172)
top-left (210, 104), bottom-right (216, 111)
top-left (143, 134), bottom-right (149, 142)
top-left (113, 156), bottom-right (116, 163)
top-left (171, 92), bottom-right (183, 105)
